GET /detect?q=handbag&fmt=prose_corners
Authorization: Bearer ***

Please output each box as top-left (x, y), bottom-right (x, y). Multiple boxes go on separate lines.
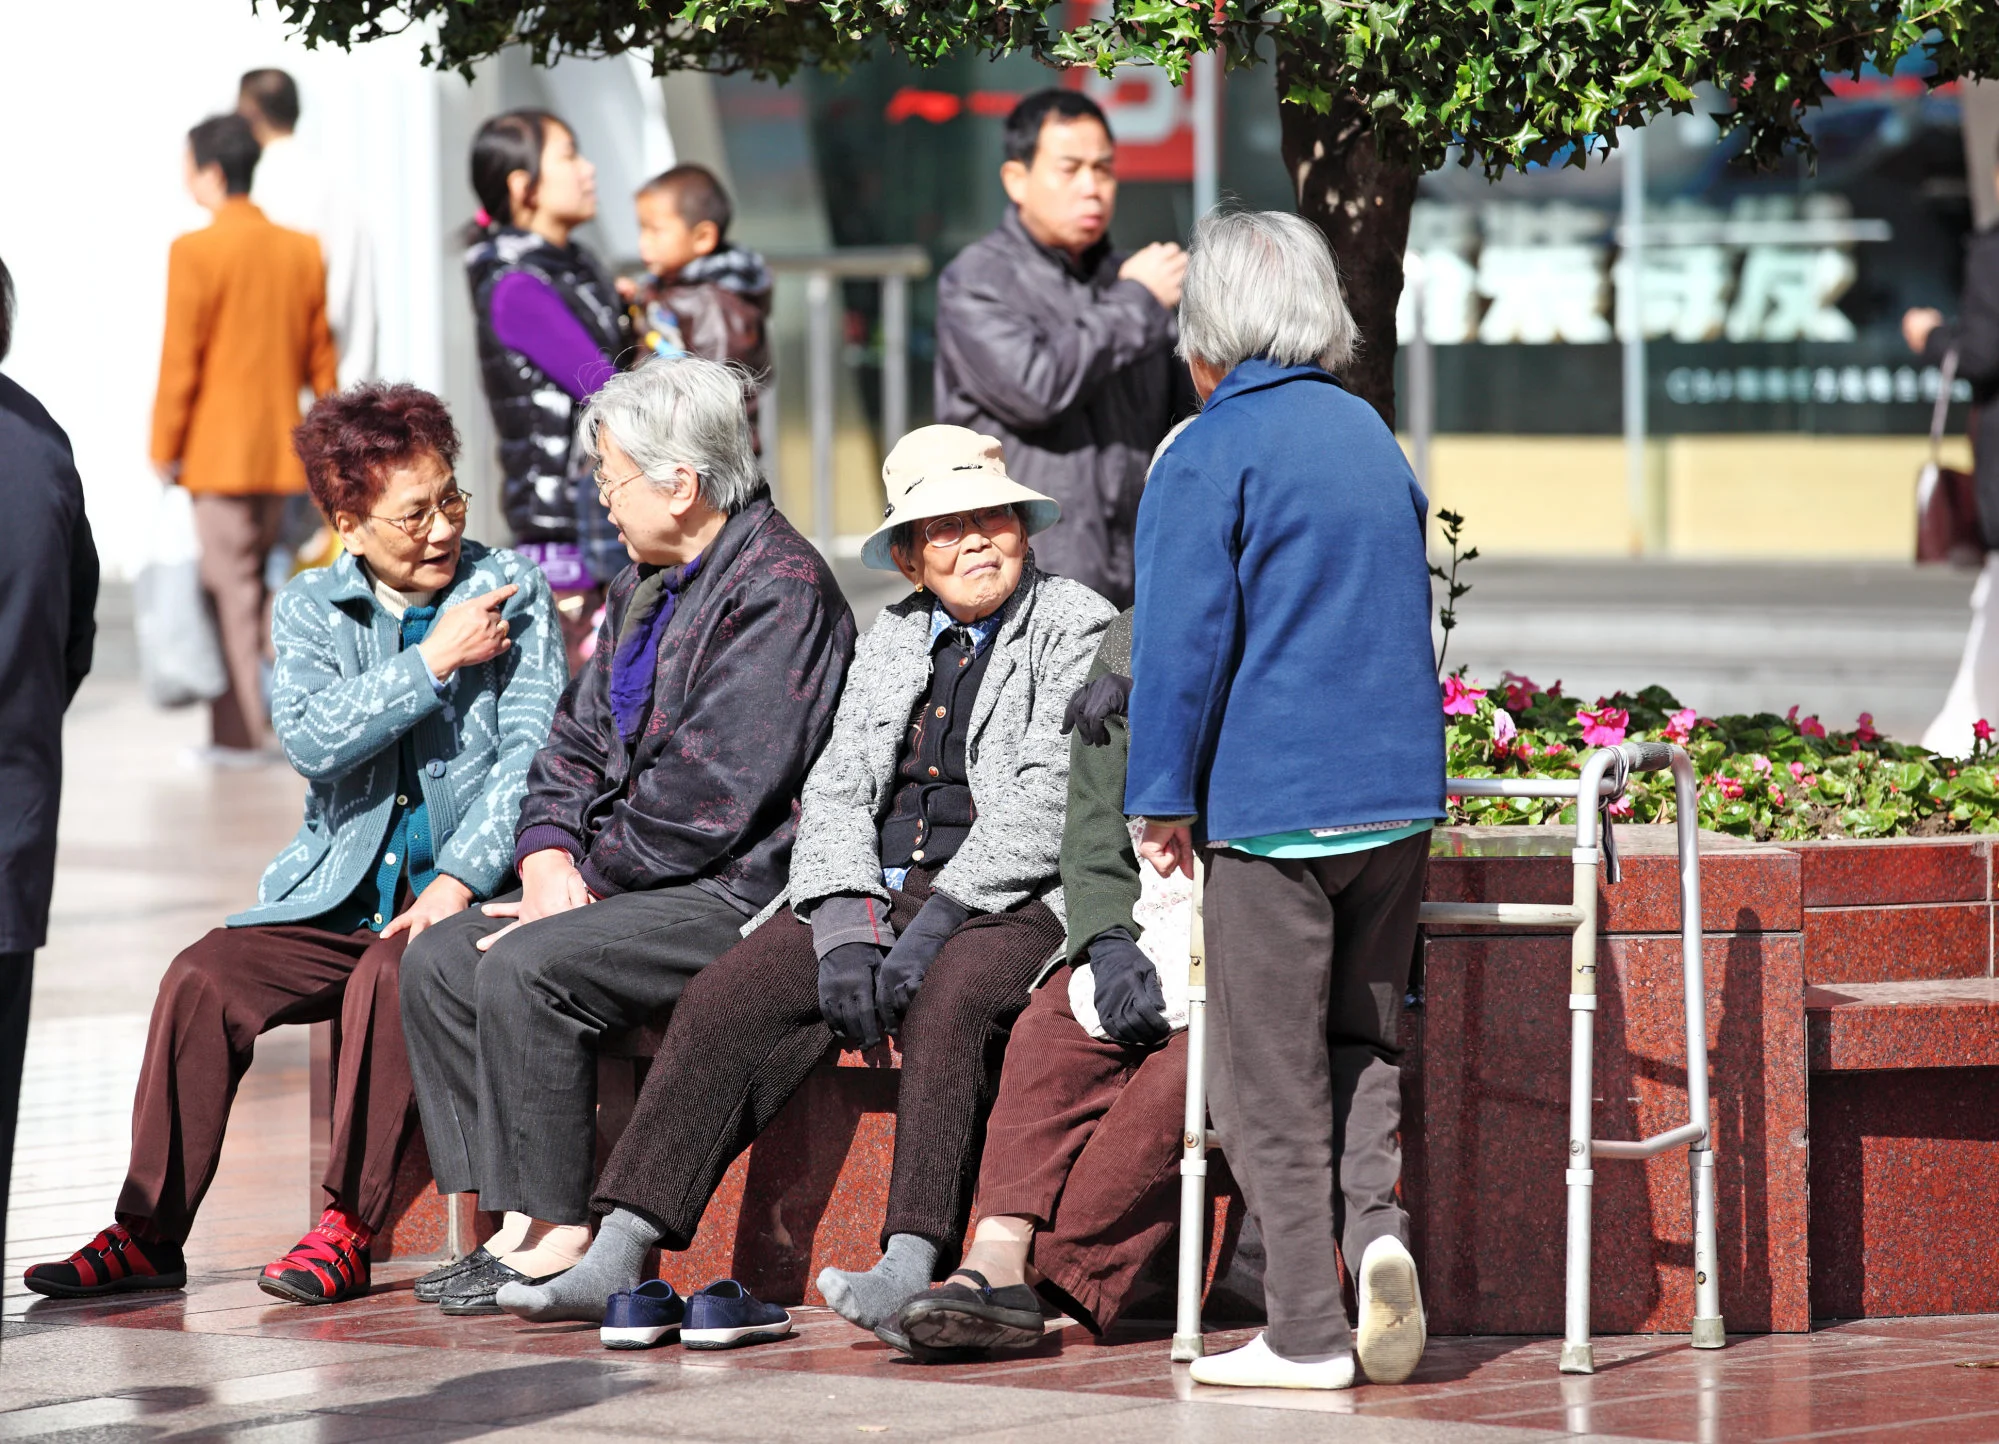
top-left (133, 483), bottom-right (229, 707)
top-left (1916, 348), bottom-right (1983, 565)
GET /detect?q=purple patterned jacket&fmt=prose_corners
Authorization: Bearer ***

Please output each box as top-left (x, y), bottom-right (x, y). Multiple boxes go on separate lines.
top-left (513, 494), bottom-right (855, 911)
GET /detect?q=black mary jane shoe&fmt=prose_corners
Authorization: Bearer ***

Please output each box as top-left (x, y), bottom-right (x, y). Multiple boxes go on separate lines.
top-left (897, 1269), bottom-right (1046, 1355)
top-left (413, 1247), bottom-right (494, 1304)
top-left (435, 1255), bottom-right (564, 1316)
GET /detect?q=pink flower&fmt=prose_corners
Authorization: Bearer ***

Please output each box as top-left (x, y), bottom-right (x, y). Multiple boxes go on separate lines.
top-left (1492, 708), bottom-right (1518, 745)
top-left (1799, 715), bottom-right (1826, 739)
top-left (1442, 675), bottom-right (1487, 716)
top-left (1855, 712), bottom-right (1881, 743)
top-left (1719, 777), bottom-right (1744, 800)
top-left (1787, 705), bottom-right (1800, 723)
top-left (1770, 786), bottom-right (1786, 806)
top-left (1663, 707), bottom-right (1698, 744)
top-left (1576, 705), bottom-right (1630, 747)
top-left (1546, 679), bottom-right (1565, 699)
top-left (1804, 772), bottom-right (1818, 788)
top-left (1977, 719), bottom-right (1994, 743)
top-left (1608, 796), bottom-right (1634, 817)
top-left (1499, 671), bottom-right (1539, 711)
top-left (1544, 743), bottom-right (1565, 756)
top-left (1750, 754), bottom-right (1772, 775)
top-left (1789, 760), bottom-right (1806, 781)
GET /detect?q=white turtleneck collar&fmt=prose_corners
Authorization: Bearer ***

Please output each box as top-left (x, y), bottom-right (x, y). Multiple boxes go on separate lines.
top-left (363, 564), bottom-right (439, 620)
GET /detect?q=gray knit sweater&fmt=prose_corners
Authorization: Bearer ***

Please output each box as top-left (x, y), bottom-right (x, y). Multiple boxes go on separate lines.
top-left (765, 557), bottom-right (1113, 925)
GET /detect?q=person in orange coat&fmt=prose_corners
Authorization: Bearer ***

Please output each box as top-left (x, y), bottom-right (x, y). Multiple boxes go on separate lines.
top-left (151, 112), bottom-right (337, 762)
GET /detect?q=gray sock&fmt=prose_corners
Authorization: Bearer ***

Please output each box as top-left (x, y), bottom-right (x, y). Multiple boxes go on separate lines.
top-left (817, 1233), bottom-right (940, 1329)
top-left (495, 1208), bottom-right (661, 1324)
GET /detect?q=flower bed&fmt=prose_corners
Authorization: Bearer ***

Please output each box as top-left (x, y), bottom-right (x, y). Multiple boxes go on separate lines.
top-left (1444, 673), bottom-right (1999, 841)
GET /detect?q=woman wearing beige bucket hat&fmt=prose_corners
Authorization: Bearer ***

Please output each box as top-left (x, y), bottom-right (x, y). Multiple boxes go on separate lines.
top-left (493, 424), bottom-right (1114, 1341)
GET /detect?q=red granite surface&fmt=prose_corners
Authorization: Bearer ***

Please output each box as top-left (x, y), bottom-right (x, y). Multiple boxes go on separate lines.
top-left (1809, 1067), bottom-right (1999, 1319)
top-left (1426, 826), bottom-right (1802, 936)
top-left (1784, 837), bottom-right (1991, 908)
top-left (1801, 903), bottom-right (1992, 985)
top-left (1807, 980), bottom-right (1999, 1071)
top-left (1414, 930), bottom-right (1809, 1336)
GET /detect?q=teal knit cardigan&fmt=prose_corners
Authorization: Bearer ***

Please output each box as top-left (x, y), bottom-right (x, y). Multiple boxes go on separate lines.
top-left (229, 541), bottom-right (566, 928)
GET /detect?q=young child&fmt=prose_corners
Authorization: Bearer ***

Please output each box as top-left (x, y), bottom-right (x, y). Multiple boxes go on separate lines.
top-left (621, 164), bottom-right (773, 444)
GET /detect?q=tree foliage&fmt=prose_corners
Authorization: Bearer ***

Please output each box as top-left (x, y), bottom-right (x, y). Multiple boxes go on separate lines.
top-left (273, 1), bottom-right (1999, 176)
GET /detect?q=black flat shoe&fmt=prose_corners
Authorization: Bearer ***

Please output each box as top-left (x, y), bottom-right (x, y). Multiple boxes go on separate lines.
top-left (413, 1248), bottom-right (493, 1303)
top-left (898, 1270), bottom-right (1045, 1355)
top-left (873, 1316), bottom-right (981, 1365)
top-left (436, 1256), bottom-right (564, 1316)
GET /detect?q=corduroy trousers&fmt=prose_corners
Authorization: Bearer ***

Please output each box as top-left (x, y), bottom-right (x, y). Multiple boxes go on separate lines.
top-left (117, 923), bottom-right (415, 1244)
top-left (974, 969), bottom-right (1188, 1333)
top-left (593, 868), bottom-right (1064, 1257)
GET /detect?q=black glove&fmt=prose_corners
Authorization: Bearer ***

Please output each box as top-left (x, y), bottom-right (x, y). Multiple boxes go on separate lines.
top-left (875, 891), bottom-right (973, 1035)
top-left (819, 942), bottom-right (887, 1049)
top-left (1088, 927), bottom-right (1171, 1048)
top-left (1061, 673), bottom-right (1133, 748)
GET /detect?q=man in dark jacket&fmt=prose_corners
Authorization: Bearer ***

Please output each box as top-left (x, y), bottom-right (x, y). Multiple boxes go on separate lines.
top-left (0, 255), bottom-right (100, 1267)
top-left (934, 89), bottom-right (1189, 609)
top-left (399, 358), bottom-right (854, 1314)
top-left (1907, 145), bottom-right (1999, 753)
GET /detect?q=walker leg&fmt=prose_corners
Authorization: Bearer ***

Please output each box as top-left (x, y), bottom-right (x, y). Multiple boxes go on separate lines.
top-left (1172, 857), bottom-right (1210, 1364)
top-left (1172, 991), bottom-right (1208, 1361)
top-left (1690, 1146), bottom-right (1725, 1348)
top-left (1561, 1004), bottom-right (1597, 1376)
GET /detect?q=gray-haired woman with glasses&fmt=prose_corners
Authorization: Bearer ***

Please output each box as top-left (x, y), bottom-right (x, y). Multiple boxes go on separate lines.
top-left (25, 383), bottom-right (566, 1309)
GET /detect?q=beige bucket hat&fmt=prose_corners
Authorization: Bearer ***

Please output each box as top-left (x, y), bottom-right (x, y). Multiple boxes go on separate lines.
top-left (861, 425), bottom-right (1062, 572)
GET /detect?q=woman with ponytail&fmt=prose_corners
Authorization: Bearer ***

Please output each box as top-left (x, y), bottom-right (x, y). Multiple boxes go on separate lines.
top-left (463, 110), bottom-right (632, 664)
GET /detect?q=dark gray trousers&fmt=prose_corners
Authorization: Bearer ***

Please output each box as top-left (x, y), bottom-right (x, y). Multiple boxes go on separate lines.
top-left (398, 884), bottom-right (748, 1224)
top-left (1, 952), bottom-right (30, 1270)
top-left (1202, 833), bottom-right (1429, 1359)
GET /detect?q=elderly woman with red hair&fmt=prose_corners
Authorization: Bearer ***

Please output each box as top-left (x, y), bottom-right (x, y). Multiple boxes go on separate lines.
top-left (24, 384), bottom-right (565, 1307)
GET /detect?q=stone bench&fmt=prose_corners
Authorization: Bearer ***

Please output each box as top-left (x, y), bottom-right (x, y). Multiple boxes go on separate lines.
top-left (314, 828), bottom-right (1999, 1326)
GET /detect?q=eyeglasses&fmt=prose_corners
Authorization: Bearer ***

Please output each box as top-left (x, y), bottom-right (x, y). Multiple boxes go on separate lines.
top-left (593, 467), bottom-right (647, 505)
top-left (370, 489), bottom-right (471, 539)
top-left (923, 505), bottom-right (1020, 550)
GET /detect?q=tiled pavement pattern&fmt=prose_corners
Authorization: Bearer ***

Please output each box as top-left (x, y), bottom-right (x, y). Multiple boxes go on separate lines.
top-left (8, 645), bottom-right (1999, 1438)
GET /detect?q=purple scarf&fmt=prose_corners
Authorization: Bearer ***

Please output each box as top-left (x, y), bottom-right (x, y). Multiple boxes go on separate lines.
top-left (609, 554), bottom-right (703, 744)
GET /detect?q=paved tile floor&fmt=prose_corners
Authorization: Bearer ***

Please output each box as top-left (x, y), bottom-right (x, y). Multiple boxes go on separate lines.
top-left (9, 668), bottom-right (1999, 1440)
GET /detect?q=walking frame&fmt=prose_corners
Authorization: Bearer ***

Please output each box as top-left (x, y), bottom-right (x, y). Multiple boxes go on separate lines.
top-left (1171, 740), bottom-right (1725, 1375)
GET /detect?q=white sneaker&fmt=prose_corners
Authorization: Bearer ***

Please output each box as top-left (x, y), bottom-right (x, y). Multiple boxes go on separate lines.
top-left (1356, 1235), bottom-right (1426, 1384)
top-left (1187, 1332), bottom-right (1355, 1390)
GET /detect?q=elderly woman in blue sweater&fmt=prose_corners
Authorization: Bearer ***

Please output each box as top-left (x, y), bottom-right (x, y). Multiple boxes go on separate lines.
top-left (1127, 211), bottom-right (1445, 1391)
top-left (25, 384), bottom-right (563, 1308)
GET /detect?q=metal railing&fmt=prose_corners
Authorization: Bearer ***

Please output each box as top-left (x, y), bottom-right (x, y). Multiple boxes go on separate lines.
top-left (1173, 742), bottom-right (1724, 1374)
top-left (761, 247), bottom-right (932, 553)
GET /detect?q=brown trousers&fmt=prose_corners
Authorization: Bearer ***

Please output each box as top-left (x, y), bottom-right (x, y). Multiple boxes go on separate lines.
top-left (191, 492), bottom-right (286, 750)
top-left (593, 868), bottom-right (1064, 1255)
top-left (974, 969), bottom-right (1188, 1333)
top-left (118, 923), bottom-right (417, 1244)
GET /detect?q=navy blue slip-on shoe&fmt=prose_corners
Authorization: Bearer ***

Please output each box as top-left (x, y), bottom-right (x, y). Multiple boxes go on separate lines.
top-left (601, 1279), bottom-right (685, 1350)
top-left (682, 1278), bottom-right (793, 1350)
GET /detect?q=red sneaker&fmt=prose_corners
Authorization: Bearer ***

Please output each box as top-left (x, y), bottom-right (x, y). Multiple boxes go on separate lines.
top-left (24, 1224), bottom-right (187, 1298)
top-left (258, 1209), bottom-right (372, 1306)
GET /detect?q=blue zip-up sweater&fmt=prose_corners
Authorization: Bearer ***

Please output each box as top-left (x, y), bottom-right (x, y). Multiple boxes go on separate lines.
top-left (1123, 358), bottom-right (1445, 840)
top-left (230, 541), bottom-right (566, 928)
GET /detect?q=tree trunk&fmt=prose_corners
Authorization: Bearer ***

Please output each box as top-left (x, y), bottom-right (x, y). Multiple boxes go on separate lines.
top-left (1277, 54), bottom-right (1418, 430)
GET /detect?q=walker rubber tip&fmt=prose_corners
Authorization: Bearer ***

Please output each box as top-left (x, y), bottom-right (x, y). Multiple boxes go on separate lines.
top-left (1691, 1316), bottom-right (1726, 1349)
top-left (1559, 1342), bottom-right (1595, 1374)
top-left (1171, 1335), bottom-right (1205, 1362)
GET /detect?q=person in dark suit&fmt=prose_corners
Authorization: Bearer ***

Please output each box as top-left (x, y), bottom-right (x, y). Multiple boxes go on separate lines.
top-left (1907, 144), bottom-right (1999, 754)
top-left (0, 254), bottom-right (100, 1268)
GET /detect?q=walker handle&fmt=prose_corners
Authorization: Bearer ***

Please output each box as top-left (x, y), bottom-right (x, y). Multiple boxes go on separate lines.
top-left (1619, 740), bottom-right (1677, 773)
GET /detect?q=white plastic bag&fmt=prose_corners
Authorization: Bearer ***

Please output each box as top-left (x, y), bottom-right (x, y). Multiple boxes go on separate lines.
top-left (133, 484), bottom-right (227, 707)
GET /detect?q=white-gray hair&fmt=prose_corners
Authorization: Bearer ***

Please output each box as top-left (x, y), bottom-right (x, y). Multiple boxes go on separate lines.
top-left (1176, 209), bottom-right (1359, 375)
top-left (575, 355), bottom-right (763, 515)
